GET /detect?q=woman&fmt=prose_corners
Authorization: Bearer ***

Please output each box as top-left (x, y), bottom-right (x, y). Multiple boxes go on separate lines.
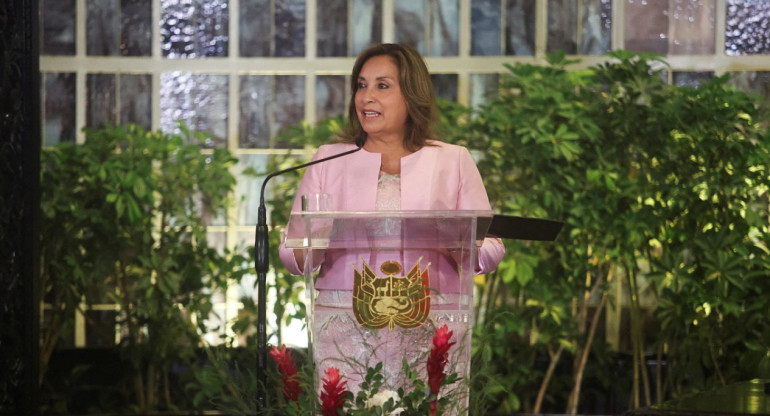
top-left (279, 43), bottom-right (504, 282)
top-left (277, 43), bottom-right (504, 400)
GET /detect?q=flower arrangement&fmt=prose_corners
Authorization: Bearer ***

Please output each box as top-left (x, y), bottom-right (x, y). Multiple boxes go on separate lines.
top-left (269, 345), bottom-right (302, 402)
top-left (268, 324), bottom-right (461, 415)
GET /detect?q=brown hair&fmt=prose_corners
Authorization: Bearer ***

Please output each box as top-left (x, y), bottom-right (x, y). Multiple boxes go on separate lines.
top-left (337, 43), bottom-right (439, 152)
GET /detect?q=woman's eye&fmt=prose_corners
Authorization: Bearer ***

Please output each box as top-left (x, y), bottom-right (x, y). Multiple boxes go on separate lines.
top-left (357, 82), bottom-right (366, 89)
top-left (378, 83), bottom-right (389, 89)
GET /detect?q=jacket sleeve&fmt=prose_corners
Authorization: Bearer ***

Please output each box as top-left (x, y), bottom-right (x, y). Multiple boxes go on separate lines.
top-left (456, 146), bottom-right (505, 274)
top-left (478, 237), bottom-right (505, 274)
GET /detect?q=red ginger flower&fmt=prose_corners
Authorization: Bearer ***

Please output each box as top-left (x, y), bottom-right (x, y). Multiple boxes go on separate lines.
top-left (320, 367), bottom-right (348, 416)
top-left (269, 345), bottom-right (302, 402)
top-left (427, 324), bottom-right (456, 416)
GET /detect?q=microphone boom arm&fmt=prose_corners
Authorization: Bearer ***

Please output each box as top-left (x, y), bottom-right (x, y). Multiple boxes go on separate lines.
top-left (256, 143), bottom-right (363, 409)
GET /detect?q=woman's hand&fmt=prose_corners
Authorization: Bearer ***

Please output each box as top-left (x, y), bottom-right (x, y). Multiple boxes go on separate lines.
top-left (293, 249), bottom-right (326, 273)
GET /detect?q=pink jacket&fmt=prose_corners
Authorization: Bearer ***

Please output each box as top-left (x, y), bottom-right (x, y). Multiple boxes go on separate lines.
top-left (278, 141), bottom-right (505, 292)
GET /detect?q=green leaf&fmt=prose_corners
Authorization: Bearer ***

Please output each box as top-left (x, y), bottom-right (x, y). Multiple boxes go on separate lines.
top-left (133, 176), bottom-right (147, 198)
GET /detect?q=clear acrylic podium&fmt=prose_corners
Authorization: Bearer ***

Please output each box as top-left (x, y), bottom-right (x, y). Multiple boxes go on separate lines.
top-left (283, 210), bottom-right (493, 413)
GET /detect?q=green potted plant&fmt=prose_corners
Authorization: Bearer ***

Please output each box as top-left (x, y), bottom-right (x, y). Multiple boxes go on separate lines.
top-left (460, 50), bottom-right (770, 413)
top-left (39, 123), bottom-right (250, 413)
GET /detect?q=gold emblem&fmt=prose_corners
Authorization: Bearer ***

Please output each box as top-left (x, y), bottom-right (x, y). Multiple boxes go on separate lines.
top-left (352, 259), bottom-right (431, 331)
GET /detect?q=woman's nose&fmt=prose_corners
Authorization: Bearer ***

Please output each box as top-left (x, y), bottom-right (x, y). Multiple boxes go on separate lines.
top-left (360, 86), bottom-right (374, 103)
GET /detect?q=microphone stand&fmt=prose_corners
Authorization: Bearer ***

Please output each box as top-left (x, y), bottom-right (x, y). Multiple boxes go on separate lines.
top-left (256, 141), bottom-right (364, 410)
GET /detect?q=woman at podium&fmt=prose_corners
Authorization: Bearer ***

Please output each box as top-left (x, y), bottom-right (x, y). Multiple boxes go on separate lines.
top-left (279, 42), bottom-right (504, 283)
top-left (277, 43), bottom-right (504, 411)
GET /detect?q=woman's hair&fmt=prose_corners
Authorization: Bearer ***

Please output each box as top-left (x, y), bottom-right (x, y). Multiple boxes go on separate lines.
top-left (337, 43), bottom-right (439, 151)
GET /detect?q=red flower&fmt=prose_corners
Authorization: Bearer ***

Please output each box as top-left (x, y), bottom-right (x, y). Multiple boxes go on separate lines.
top-left (269, 345), bottom-right (302, 402)
top-left (427, 324), bottom-right (456, 415)
top-left (320, 367), bottom-right (348, 416)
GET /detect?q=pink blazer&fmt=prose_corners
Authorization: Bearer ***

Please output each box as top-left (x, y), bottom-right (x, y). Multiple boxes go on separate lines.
top-left (278, 141), bottom-right (505, 292)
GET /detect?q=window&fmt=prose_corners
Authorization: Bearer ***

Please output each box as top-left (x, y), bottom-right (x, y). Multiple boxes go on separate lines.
top-left (40, 0), bottom-right (770, 348)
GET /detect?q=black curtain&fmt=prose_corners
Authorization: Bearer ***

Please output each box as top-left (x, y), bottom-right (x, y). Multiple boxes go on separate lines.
top-left (0, 0), bottom-right (41, 414)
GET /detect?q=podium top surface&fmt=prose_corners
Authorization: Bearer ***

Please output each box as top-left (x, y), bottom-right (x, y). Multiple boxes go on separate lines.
top-left (286, 209), bottom-right (494, 219)
top-left (283, 210), bottom-right (494, 250)
top-left (282, 210), bottom-right (563, 249)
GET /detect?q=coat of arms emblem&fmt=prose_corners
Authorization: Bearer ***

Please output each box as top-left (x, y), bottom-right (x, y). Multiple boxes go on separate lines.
top-left (352, 259), bottom-right (431, 331)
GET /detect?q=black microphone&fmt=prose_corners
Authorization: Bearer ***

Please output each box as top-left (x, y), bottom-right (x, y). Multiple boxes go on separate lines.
top-left (256, 137), bottom-right (365, 409)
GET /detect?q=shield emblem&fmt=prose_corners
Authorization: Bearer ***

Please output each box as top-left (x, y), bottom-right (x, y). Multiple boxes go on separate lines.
top-left (352, 259), bottom-right (431, 331)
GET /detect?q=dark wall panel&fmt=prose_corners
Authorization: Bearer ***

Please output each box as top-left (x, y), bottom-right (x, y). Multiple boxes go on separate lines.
top-left (0, 0), bottom-right (41, 414)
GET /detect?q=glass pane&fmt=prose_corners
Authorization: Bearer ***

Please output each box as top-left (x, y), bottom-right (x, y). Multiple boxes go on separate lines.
top-left (88, 281), bottom-right (118, 305)
top-left (726, 0), bottom-right (770, 55)
top-left (316, 75), bottom-right (347, 121)
top-left (240, 0), bottom-right (271, 57)
top-left (469, 73), bottom-right (499, 110)
top-left (122, 0), bottom-right (153, 56)
top-left (506, 0), bottom-right (535, 56)
top-left (275, 0), bottom-right (306, 57)
top-left (672, 71), bottom-right (714, 87)
top-left (237, 264), bottom-right (257, 298)
top-left (547, 0), bottom-right (578, 54)
top-left (625, 0), bottom-right (669, 54)
top-left (85, 310), bottom-right (117, 347)
top-left (236, 154), bottom-right (268, 225)
top-left (581, 0), bottom-right (612, 55)
top-left (202, 305), bottom-right (227, 345)
top-left (237, 231), bottom-right (255, 252)
top-left (235, 230), bottom-right (256, 297)
top-left (42, 310), bottom-right (74, 347)
top-left (317, 0), bottom-right (348, 57)
top-left (160, 72), bottom-right (229, 147)
top-left (351, 0), bottom-right (382, 56)
top-left (394, 0), bottom-right (427, 53)
top-left (86, 73), bottom-right (117, 128)
top-left (273, 76), bottom-right (305, 148)
top-left (119, 74), bottom-right (152, 130)
top-left (670, 0), bottom-right (715, 54)
top-left (471, 0), bottom-right (501, 56)
top-left (431, 73), bottom-right (458, 102)
top-left (429, 0), bottom-right (459, 56)
top-left (198, 194), bottom-right (227, 226)
top-left (88, 0), bottom-right (152, 56)
top-left (43, 73), bottom-right (76, 146)
top-left (161, 0), bottom-right (229, 58)
top-left (87, 0), bottom-right (120, 56)
top-left (207, 232), bottom-right (227, 254)
top-left (239, 75), bottom-right (271, 148)
top-left (41, 0), bottom-right (76, 55)
top-left (727, 71), bottom-right (770, 102)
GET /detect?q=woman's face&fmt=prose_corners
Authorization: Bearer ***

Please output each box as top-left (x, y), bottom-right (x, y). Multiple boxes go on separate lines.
top-left (354, 55), bottom-right (409, 142)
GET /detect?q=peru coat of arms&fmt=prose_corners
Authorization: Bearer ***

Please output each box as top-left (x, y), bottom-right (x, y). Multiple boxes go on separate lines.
top-left (352, 259), bottom-right (431, 331)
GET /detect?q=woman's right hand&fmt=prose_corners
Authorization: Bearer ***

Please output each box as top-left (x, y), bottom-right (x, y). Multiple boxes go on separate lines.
top-left (293, 249), bottom-right (325, 273)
